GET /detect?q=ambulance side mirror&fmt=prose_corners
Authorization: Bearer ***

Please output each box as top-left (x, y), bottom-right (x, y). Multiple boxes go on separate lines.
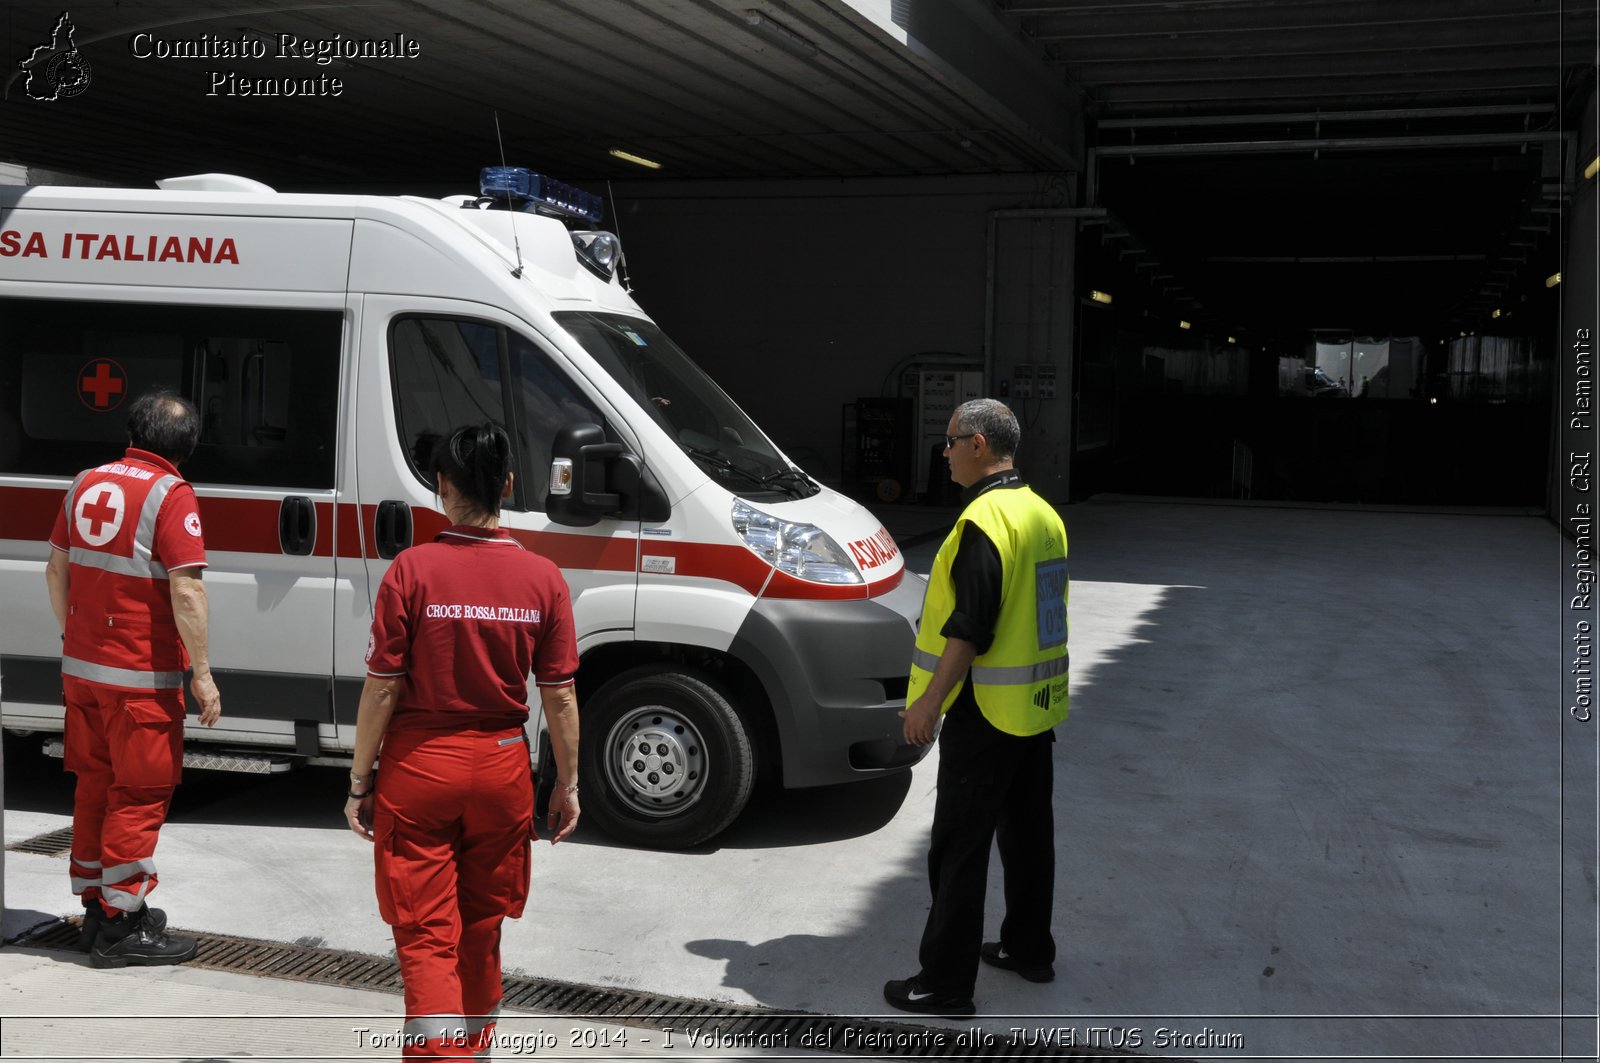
top-left (547, 422), bottom-right (669, 527)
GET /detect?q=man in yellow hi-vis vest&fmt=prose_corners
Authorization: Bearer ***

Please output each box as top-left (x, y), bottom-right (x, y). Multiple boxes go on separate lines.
top-left (884, 398), bottom-right (1067, 1018)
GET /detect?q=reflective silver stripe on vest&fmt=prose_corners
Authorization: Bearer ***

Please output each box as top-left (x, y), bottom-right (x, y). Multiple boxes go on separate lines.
top-left (70, 876), bottom-right (102, 893)
top-left (61, 656), bottom-right (184, 689)
top-left (911, 647), bottom-right (940, 673)
top-left (67, 547), bottom-right (169, 580)
top-left (970, 653), bottom-right (1070, 686)
top-left (405, 1015), bottom-right (468, 1042)
top-left (132, 474), bottom-right (181, 573)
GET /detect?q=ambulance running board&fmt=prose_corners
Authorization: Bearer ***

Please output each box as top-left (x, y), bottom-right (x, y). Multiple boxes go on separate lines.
top-left (40, 738), bottom-right (295, 774)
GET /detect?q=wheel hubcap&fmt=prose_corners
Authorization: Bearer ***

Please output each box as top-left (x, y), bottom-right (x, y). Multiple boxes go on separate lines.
top-left (603, 705), bottom-right (708, 816)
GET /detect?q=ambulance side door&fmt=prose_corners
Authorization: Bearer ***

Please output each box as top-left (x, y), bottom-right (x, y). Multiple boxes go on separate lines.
top-left (179, 296), bottom-right (343, 751)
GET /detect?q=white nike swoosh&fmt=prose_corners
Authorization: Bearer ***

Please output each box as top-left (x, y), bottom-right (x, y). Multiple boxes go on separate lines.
top-left (906, 990), bottom-right (935, 1001)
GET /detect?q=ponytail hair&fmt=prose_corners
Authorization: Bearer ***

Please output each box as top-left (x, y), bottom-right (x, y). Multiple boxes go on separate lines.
top-left (430, 422), bottom-right (513, 517)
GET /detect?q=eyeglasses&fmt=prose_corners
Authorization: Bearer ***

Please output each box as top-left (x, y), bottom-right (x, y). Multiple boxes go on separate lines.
top-left (943, 433), bottom-right (977, 449)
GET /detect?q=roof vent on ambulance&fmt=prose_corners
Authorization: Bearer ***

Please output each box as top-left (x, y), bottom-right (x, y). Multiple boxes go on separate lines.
top-left (155, 174), bottom-right (276, 193)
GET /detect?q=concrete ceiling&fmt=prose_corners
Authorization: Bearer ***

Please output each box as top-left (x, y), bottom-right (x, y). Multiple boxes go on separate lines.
top-left (1, 1), bottom-right (1082, 185)
top-left (3, 0), bottom-right (1596, 335)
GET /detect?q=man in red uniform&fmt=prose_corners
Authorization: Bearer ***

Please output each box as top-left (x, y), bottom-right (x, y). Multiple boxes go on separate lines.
top-left (44, 388), bottom-right (223, 967)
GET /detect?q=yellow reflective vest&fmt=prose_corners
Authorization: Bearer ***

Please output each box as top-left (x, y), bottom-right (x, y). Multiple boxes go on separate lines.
top-left (907, 483), bottom-right (1068, 736)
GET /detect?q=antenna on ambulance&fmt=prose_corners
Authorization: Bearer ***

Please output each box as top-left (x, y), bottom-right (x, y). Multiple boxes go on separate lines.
top-left (605, 179), bottom-right (632, 293)
top-left (493, 110), bottom-right (525, 279)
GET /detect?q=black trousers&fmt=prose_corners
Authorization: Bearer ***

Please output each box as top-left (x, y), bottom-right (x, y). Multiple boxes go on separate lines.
top-left (917, 696), bottom-right (1057, 997)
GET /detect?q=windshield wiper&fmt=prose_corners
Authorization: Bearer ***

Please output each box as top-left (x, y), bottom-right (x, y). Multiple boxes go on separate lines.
top-left (684, 445), bottom-right (768, 486)
top-left (759, 467), bottom-right (816, 494)
top-left (685, 446), bottom-right (811, 497)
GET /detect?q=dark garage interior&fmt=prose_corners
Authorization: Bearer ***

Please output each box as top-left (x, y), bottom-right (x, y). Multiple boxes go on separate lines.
top-left (3, 0), bottom-right (1596, 510)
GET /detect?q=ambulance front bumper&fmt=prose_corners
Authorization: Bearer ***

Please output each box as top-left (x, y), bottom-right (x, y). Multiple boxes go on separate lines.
top-left (729, 571), bottom-right (931, 790)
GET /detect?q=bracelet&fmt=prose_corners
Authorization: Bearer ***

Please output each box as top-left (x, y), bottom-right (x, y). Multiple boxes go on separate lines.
top-left (348, 789), bottom-right (370, 800)
top-left (556, 781), bottom-right (579, 795)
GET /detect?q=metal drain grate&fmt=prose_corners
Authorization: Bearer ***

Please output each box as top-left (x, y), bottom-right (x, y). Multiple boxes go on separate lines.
top-left (5, 826), bottom-right (74, 856)
top-left (13, 917), bottom-right (1181, 1061)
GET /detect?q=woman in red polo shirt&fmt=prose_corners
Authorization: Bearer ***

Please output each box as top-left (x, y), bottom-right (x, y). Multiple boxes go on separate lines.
top-left (344, 422), bottom-right (580, 1062)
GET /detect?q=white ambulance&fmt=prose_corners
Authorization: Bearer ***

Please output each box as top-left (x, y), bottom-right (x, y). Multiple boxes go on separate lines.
top-left (0, 169), bottom-right (926, 848)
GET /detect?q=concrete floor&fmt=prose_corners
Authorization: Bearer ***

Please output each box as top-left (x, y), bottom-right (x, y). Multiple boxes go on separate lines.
top-left (3, 499), bottom-right (1588, 1061)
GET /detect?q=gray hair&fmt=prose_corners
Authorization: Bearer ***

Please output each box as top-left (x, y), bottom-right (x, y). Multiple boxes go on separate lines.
top-left (953, 398), bottom-right (1019, 461)
top-left (127, 388), bottom-right (200, 464)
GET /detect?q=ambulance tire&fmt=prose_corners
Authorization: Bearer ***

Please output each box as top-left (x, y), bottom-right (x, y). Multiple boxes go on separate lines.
top-left (582, 666), bottom-right (754, 849)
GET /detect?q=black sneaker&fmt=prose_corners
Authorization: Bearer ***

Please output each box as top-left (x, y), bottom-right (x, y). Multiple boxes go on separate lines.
top-left (90, 908), bottom-right (196, 969)
top-left (80, 902), bottom-right (167, 952)
top-left (979, 941), bottom-right (1055, 983)
top-left (883, 975), bottom-right (975, 1017)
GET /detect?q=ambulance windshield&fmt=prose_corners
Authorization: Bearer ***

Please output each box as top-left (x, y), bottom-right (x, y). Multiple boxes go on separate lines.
top-left (554, 312), bottom-right (818, 501)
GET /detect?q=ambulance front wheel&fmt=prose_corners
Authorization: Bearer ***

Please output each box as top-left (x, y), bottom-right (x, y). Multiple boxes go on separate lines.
top-left (582, 666), bottom-right (755, 849)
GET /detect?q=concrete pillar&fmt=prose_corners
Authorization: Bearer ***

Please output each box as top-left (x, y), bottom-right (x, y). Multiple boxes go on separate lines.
top-left (987, 211), bottom-right (1078, 504)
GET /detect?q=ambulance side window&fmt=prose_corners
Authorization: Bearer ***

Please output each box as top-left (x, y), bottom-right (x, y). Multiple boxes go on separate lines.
top-left (0, 297), bottom-right (339, 488)
top-left (389, 316), bottom-right (605, 513)
top-left (390, 316), bottom-right (513, 500)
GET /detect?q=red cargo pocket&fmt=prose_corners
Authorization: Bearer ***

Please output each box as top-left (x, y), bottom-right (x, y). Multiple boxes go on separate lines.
top-left (372, 809), bottom-right (418, 928)
top-left (112, 699), bottom-right (183, 788)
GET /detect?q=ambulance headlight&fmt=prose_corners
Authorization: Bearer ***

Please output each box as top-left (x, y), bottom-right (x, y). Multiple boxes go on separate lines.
top-left (731, 500), bottom-right (863, 585)
top-left (571, 231), bottom-right (622, 280)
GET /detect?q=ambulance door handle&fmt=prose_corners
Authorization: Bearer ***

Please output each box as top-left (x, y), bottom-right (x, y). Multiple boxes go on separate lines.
top-left (279, 496), bottom-right (316, 556)
top-left (375, 500), bottom-right (412, 561)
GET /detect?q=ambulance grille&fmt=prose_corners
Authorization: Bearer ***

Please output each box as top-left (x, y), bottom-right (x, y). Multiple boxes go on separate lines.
top-left (5, 826), bottom-right (75, 856)
top-left (9, 918), bottom-right (1168, 1061)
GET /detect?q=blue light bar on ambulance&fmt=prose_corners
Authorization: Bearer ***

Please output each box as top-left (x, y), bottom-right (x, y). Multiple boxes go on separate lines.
top-left (479, 167), bottom-right (604, 224)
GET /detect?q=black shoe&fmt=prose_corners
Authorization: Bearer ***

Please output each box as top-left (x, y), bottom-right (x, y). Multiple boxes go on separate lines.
top-left (883, 975), bottom-right (975, 1017)
top-left (90, 908), bottom-right (196, 969)
top-left (979, 941), bottom-right (1055, 983)
top-left (80, 902), bottom-right (167, 952)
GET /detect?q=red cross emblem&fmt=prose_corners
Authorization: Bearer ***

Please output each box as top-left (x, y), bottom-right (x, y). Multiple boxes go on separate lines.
top-left (77, 359), bottom-right (127, 412)
top-left (75, 483), bottom-right (126, 546)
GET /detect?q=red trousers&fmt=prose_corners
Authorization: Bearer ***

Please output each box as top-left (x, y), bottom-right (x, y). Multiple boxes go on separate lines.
top-left (374, 727), bottom-right (534, 1062)
top-left (62, 676), bottom-right (183, 917)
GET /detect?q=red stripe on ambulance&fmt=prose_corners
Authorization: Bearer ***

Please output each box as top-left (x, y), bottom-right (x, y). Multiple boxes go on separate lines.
top-left (1, 486), bottom-right (900, 601)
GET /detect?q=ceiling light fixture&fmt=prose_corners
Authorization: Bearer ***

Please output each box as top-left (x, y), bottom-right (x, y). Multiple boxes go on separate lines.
top-left (1547, 272), bottom-right (1562, 288)
top-left (743, 11), bottom-right (817, 58)
top-left (1178, 320), bottom-right (1192, 330)
top-left (1089, 290), bottom-right (1113, 305)
top-left (608, 148), bottom-right (662, 170)
top-left (1586, 157), bottom-right (1599, 181)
